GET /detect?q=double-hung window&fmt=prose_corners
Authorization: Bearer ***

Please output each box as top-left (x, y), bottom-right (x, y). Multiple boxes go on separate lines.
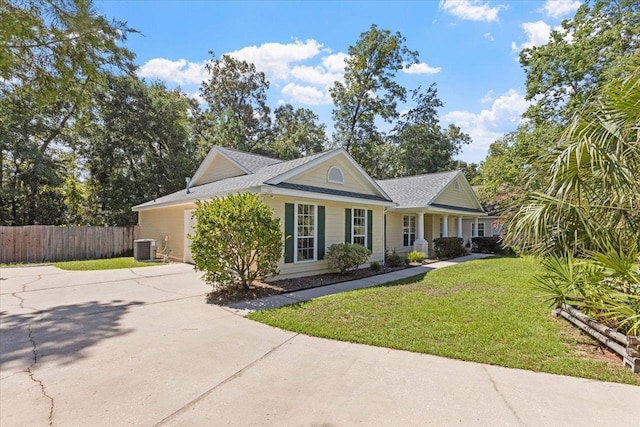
top-left (296, 203), bottom-right (316, 261)
top-left (472, 222), bottom-right (485, 237)
top-left (352, 208), bottom-right (367, 246)
top-left (403, 215), bottom-right (416, 247)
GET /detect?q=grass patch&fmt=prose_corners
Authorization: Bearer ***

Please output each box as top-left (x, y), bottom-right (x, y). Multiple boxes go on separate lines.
top-left (54, 257), bottom-right (162, 271)
top-left (250, 257), bottom-right (639, 385)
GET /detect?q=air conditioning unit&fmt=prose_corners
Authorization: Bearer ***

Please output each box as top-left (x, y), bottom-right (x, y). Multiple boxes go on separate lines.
top-left (134, 239), bottom-right (156, 261)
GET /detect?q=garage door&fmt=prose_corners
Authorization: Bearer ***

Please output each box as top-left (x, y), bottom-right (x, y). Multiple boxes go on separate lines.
top-left (184, 209), bottom-right (196, 264)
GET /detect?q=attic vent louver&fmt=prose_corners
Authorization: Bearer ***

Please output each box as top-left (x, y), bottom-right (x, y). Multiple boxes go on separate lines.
top-left (327, 166), bottom-right (344, 184)
top-left (185, 177), bottom-right (191, 194)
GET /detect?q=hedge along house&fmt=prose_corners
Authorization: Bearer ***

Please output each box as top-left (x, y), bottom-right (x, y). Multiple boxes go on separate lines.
top-left (133, 146), bottom-right (395, 279)
top-left (377, 171), bottom-right (485, 257)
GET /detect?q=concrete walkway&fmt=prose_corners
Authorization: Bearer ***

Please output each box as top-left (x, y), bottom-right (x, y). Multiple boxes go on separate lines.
top-left (1, 259), bottom-right (638, 426)
top-left (228, 253), bottom-right (494, 313)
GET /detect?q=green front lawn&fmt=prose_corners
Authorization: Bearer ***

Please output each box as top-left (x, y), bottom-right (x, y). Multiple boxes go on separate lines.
top-left (54, 257), bottom-right (162, 271)
top-left (250, 257), bottom-right (639, 385)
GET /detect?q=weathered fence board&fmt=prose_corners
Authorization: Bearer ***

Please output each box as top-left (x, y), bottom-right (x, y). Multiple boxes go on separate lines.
top-left (0, 226), bottom-right (138, 263)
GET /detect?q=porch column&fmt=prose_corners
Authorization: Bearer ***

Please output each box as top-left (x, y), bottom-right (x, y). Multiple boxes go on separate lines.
top-left (473, 217), bottom-right (479, 237)
top-left (414, 212), bottom-right (428, 256)
top-left (457, 216), bottom-right (463, 237)
top-left (442, 215), bottom-right (449, 237)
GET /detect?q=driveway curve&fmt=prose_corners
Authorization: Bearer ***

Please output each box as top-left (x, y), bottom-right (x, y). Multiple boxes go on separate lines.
top-left (1, 263), bottom-right (638, 426)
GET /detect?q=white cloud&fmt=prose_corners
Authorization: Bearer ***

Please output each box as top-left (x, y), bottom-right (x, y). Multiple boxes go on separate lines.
top-left (322, 53), bottom-right (349, 73)
top-left (483, 32), bottom-right (494, 41)
top-left (281, 83), bottom-right (331, 105)
top-left (290, 65), bottom-right (342, 86)
top-left (227, 39), bottom-right (323, 81)
top-left (511, 20), bottom-right (552, 51)
top-left (443, 89), bottom-right (530, 155)
top-left (439, 0), bottom-right (506, 22)
top-left (403, 62), bottom-right (442, 75)
top-left (543, 0), bottom-right (581, 18)
top-left (138, 58), bottom-right (208, 85)
top-left (480, 90), bottom-right (494, 103)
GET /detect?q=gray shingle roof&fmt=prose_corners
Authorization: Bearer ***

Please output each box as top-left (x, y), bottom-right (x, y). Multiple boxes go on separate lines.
top-left (134, 150), bottom-right (333, 210)
top-left (376, 171), bottom-right (461, 209)
top-left (216, 146), bottom-right (282, 172)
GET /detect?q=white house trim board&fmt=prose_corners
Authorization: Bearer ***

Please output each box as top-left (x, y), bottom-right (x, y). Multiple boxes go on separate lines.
top-left (265, 149), bottom-right (393, 202)
top-left (261, 186), bottom-right (395, 207)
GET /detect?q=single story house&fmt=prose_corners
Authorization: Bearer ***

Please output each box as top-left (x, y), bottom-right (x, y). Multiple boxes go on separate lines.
top-left (133, 146), bottom-right (485, 279)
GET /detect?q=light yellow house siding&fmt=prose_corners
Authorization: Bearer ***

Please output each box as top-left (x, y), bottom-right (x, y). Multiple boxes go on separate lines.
top-left (284, 156), bottom-right (379, 196)
top-left (433, 177), bottom-right (480, 210)
top-left (192, 154), bottom-right (245, 186)
top-left (138, 203), bottom-right (196, 262)
top-left (264, 194), bottom-right (385, 280)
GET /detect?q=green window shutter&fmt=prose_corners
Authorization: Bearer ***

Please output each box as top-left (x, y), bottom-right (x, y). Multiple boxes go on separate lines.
top-left (367, 209), bottom-right (373, 251)
top-left (344, 208), bottom-right (352, 243)
top-left (318, 206), bottom-right (325, 260)
top-left (284, 203), bottom-right (294, 263)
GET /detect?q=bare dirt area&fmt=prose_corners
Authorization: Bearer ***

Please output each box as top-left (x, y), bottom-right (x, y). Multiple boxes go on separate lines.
top-left (206, 262), bottom-right (437, 305)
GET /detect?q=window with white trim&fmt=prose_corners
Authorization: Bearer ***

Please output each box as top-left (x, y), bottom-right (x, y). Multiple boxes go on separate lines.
top-left (439, 217), bottom-right (443, 238)
top-left (472, 222), bottom-right (485, 237)
top-left (327, 166), bottom-right (344, 184)
top-left (403, 215), bottom-right (416, 247)
top-left (352, 208), bottom-right (366, 246)
top-left (296, 203), bottom-right (316, 261)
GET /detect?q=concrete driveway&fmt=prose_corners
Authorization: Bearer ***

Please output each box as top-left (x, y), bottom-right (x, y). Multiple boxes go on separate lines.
top-left (1, 263), bottom-right (638, 426)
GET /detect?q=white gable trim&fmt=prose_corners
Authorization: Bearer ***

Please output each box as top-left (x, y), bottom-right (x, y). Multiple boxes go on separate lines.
top-left (264, 148), bottom-right (393, 202)
top-left (429, 171), bottom-right (484, 212)
top-left (190, 146), bottom-right (251, 186)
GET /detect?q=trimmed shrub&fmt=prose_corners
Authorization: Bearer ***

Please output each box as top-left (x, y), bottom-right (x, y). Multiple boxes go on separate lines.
top-left (472, 236), bottom-right (514, 255)
top-left (326, 243), bottom-right (371, 275)
top-left (407, 251), bottom-right (426, 263)
top-left (385, 249), bottom-right (405, 268)
top-left (189, 193), bottom-right (282, 291)
top-left (433, 237), bottom-right (466, 259)
top-left (369, 261), bottom-right (382, 272)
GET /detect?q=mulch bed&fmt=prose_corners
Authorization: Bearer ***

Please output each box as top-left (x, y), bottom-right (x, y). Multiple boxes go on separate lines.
top-left (207, 260), bottom-right (439, 305)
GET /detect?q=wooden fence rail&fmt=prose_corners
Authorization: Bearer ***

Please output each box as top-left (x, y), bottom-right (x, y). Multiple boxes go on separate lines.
top-left (0, 226), bottom-right (138, 263)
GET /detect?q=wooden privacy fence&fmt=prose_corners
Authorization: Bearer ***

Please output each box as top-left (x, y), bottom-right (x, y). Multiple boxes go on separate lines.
top-left (0, 225), bottom-right (138, 263)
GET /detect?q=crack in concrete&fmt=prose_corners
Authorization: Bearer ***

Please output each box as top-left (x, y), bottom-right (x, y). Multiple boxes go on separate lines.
top-left (483, 366), bottom-right (526, 427)
top-left (152, 333), bottom-right (300, 426)
top-left (129, 275), bottom-right (189, 297)
top-left (10, 291), bottom-right (55, 426)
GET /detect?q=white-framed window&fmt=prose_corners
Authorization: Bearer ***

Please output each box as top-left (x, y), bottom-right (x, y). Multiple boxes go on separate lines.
top-left (327, 166), bottom-right (344, 184)
top-left (352, 207), bottom-right (367, 246)
top-left (492, 221), bottom-right (502, 236)
top-left (295, 203), bottom-right (316, 262)
top-left (472, 222), bottom-right (485, 237)
top-left (403, 215), bottom-right (416, 247)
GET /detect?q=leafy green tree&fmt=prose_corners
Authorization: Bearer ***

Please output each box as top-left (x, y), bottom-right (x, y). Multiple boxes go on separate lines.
top-left (84, 75), bottom-right (200, 225)
top-left (475, 122), bottom-right (561, 206)
top-left (389, 85), bottom-right (471, 178)
top-left (505, 58), bottom-right (640, 255)
top-left (267, 104), bottom-right (327, 159)
top-left (196, 53), bottom-right (271, 153)
top-left (521, 0), bottom-right (640, 124)
top-left (331, 24), bottom-right (418, 176)
top-left (0, 0), bottom-right (135, 225)
top-left (189, 193), bottom-right (283, 291)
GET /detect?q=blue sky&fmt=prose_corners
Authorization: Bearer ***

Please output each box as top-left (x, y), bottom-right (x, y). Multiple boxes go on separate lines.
top-left (95, 0), bottom-right (583, 164)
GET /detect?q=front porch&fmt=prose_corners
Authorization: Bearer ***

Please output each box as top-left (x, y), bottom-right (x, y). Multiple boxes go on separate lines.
top-left (385, 210), bottom-right (484, 258)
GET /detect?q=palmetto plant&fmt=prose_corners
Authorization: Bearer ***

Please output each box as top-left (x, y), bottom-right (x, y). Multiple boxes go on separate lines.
top-left (508, 57), bottom-right (640, 335)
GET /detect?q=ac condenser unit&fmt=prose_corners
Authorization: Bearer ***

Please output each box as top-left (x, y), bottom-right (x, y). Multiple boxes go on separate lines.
top-left (134, 239), bottom-right (156, 261)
